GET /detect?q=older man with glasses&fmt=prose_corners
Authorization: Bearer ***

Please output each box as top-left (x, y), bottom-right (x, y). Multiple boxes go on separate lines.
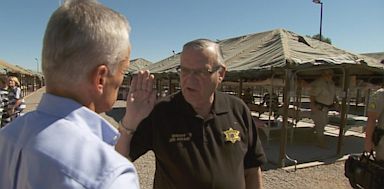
top-left (116, 38), bottom-right (267, 189)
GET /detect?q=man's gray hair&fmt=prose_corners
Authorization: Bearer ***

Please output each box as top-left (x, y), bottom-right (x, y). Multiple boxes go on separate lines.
top-left (42, 0), bottom-right (131, 86)
top-left (182, 39), bottom-right (225, 66)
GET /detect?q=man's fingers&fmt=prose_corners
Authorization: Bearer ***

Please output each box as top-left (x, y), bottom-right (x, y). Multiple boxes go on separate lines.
top-left (130, 74), bottom-right (138, 93)
top-left (136, 70), bottom-right (144, 91)
top-left (127, 70), bottom-right (155, 103)
top-left (145, 73), bottom-right (154, 92)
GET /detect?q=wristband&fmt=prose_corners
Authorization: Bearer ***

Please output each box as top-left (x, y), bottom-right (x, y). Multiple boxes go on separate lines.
top-left (118, 120), bottom-right (136, 135)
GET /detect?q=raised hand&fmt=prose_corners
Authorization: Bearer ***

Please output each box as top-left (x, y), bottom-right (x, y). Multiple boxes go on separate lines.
top-left (121, 70), bottom-right (156, 130)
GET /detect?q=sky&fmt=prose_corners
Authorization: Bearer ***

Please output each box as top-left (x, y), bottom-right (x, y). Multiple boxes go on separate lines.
top-left (0, 0), bottom-right (383, 72)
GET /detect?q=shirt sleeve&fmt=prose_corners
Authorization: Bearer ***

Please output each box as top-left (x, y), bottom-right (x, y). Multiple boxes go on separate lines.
top-left (309, 79), bottom-right (321, 97)
top-left (368, 90), bottom-right (384, 114)
top-left (108, 171), bottom-right (140, 189)
top-left (244, 108), bottom-right (267, 168)
top-left (15, 87), bottom-right (22, 99)
top-left (129, 116), bottom-right (154, 161)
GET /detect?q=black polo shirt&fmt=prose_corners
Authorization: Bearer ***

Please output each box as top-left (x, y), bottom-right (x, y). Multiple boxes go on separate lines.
top-left (130, 91), bottom-right (266, 189)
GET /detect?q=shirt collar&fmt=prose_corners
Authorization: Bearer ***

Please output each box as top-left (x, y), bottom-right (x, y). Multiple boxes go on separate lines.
top-left (175, 92), bottom-right (196, 116)
top-left (36, 93), bottom-right (120, 146)
top-left (176, 91), bottom-right (230, 117)
top-left (212, 91), bottom-right (230, 115)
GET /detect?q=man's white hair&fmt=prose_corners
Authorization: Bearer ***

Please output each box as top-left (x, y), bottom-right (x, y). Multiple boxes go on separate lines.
top-left (42, 0), bottom-right (131, 87)
top-left (182, 38), bottom-right (225, 66)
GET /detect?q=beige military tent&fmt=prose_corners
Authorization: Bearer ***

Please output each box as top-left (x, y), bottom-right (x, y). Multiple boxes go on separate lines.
top-left (126, 58), bottom-right (152, 74)
top-left (147, 28), bottom-right (383, 80)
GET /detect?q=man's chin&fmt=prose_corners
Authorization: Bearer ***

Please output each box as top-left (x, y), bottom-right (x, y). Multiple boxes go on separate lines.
top-left (184, 95), bottom-right (199, 106)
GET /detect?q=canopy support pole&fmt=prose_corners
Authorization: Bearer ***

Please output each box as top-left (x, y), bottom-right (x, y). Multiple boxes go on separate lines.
top-left (279, 69), bottom-right (291, 167)
top-left (239, 78), bottom-right (243, 98)
top-left (337, 68), bottom-right (350, 155)
top-left (170, 77), bottom-right (174, 95)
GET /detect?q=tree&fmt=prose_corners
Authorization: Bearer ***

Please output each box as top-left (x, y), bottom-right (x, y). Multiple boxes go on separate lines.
top-left (309, 34), bottom-right (332, 44)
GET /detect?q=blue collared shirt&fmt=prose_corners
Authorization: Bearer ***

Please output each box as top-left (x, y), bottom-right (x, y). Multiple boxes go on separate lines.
top-left (0, 93), bottom-right (140, 189)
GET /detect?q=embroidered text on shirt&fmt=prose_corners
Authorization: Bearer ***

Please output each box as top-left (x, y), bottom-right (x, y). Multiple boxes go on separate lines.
top-left (169, 133), bottom-right (192, 143)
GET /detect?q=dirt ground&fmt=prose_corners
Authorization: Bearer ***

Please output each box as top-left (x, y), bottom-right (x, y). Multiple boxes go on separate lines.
top-left (133, 151), bottom-right (352, 189)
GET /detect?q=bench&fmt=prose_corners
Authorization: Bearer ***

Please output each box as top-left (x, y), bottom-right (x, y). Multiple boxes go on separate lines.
top-left (253, 116), bottom-right (295, 145)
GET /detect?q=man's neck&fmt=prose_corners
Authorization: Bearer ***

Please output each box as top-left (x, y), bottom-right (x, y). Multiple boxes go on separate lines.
top-left (193, 105), bottom-right (212, 119)
top-left (192, 95), bottom-right (215, 119)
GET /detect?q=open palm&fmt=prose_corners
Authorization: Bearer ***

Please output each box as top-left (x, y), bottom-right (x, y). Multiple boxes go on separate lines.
top-left (123, 70), bottom-right (156, 128)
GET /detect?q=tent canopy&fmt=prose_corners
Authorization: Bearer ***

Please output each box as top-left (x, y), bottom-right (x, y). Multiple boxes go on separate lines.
top-left (146, 28), bottom-right (383, 80)
top-left (362, 52), bottom-right (384, 64)
top-left (0, 59), bottom-right (34, 76)
top-left (126, 58), bottom-right (152, 75)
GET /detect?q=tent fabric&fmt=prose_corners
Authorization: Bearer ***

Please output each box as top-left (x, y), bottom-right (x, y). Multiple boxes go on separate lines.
top-left (362, 52), bottom-right (384, 63)
top-left (145, 54), bottom-right (180, 75)
top-left (146, 28), bottom-right (383, 80)
top-left (0, 59), bottom-right (35, 75)
top-left (126, 58), bottom-right (152, 74)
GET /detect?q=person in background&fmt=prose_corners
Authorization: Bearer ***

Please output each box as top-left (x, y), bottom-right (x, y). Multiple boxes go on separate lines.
top-left (0, 77), bottom-right (9, 128)
top-left (6, 76), bottom-right (26, 122)
top-left (116, 39), bottom-right (267, 189)
top-left (0, 0), bottom-right (153, 188)
top-left (364, 87), bottom-right (384, 160)
top-left (309, 69), bottom-right (339, 148)
top-left (242, 87), bottom-right (254, 104)
top-left (260, 91), bottom-right (280, 120)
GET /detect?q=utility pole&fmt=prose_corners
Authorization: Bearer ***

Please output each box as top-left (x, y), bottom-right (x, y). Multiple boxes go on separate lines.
top-left (313, 0), bottom-right (323, 41)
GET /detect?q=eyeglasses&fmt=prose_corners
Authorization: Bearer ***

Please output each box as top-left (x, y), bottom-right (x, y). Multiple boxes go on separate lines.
top-left (176, 65), bottom-right (223, 77)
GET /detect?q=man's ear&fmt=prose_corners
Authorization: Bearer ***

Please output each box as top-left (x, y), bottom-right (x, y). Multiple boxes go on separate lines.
top-left (218, 66), bottom-right (226, 82)
top-left (92, 65), bottom-right (109, 94)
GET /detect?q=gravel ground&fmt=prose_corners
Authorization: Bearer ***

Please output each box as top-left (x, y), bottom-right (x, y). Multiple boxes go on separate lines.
top-left (133, 151), bottom-right (352, 189)
top-left (263, 161), bottom-right (351, 189)
top-left (24, 88), bottom-right (353, 189)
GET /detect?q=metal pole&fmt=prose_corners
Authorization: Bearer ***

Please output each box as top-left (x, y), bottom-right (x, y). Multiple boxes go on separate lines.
top-left (35, 58), bottom-right (39, 73)
top-left (313, 0), bottom-right (323, 41)
top-left (337, 68), bottom-right (350, 155)
top-left (319, 2), bottom-right (323, 41)
top-left (279, 69), bottom-right (291, 167)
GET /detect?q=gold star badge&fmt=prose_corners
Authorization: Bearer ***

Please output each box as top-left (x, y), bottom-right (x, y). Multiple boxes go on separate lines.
top-left (368, 102), bottom-right (376, 110)
top-left (223, 128), bottom-right (241, 143)
top-left (369, 94), bottom-right (378, 109)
